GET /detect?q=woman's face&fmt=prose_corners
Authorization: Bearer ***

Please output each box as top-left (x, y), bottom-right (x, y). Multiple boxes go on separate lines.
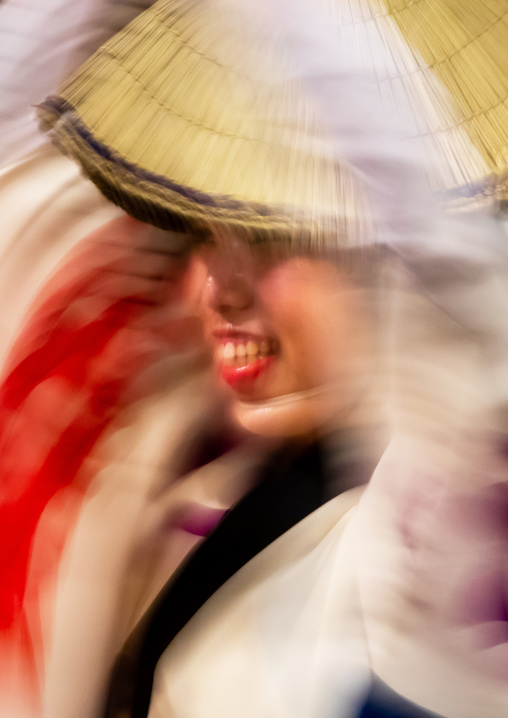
top-left (190, 230), bottom-right (371, 436)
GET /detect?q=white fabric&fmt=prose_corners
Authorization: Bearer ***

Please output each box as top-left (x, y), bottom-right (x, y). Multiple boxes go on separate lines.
top-left (142, 442), bottom-right (508, 718)
top-left (42, 373), bottom-right (215, 718)
top-left (149, 487), bottom-right (369, 718)
top-left (356, 437), bottom-right (508, 718)
top-left (42, 370), bottom-right (263, 718)
top-left (0, 0), bottom-right (156, 168)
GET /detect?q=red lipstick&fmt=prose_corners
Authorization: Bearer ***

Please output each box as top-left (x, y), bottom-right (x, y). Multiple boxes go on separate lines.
top-left (212, 330), bottom-right (278, 395)
top-left (220, 355), bottom-right (275, 391)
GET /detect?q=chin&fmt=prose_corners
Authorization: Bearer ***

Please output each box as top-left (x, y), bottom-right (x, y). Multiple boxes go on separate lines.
top-left (231, 385), bottom-right (349, 438)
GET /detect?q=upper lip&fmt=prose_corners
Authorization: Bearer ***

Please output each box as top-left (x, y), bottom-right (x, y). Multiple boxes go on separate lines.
top-left (211, 328), bottom-right (273, 343)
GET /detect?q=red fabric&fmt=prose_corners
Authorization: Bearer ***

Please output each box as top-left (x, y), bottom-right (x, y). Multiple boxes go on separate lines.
top-left (0, 215), bottom-right (200, 703)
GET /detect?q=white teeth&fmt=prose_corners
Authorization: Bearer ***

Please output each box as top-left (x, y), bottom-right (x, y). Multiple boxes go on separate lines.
top-left (223, 342), bottom-right (235, 359)
top-left (219, 338), bottom-right (275, 366)
top-left (246, 340), bottom-right (259, 357)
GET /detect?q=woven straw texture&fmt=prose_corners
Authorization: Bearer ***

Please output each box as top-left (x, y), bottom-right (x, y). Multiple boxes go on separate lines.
top-left (330, 0), bottom-right (508, 206)
top-left (39, 0), bottom-right (508, 241)
top-left (38, 0), bottom-right (373, 248)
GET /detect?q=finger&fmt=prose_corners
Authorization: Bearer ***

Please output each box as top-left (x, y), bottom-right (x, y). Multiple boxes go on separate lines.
top-left (87, 216), bottom-right (189, 255)
top-left (92, 249), bottom-right (189, 283)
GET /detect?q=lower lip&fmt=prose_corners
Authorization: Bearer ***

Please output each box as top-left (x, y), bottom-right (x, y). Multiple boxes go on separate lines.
top-left (220, 356), bottom-right (275, 393)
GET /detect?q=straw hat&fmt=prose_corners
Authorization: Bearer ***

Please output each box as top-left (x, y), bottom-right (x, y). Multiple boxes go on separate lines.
top-left (331, 0), bottom-right (508, 209)
top-left (38, 0), bottom-right (508, 247)
top-left (38, 0), bottom-right (373, 251)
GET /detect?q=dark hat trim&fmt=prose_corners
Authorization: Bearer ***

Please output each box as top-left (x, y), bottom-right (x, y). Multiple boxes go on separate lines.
top-left (40, 96), bottom-right (225, 209)
top-left (38, 96), bottom-right (308, 236)
top-left (436, 173), bottom-right (508, 214)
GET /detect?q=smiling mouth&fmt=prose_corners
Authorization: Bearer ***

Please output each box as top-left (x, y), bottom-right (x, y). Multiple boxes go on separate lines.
top-left (217, 338), bottom-right (277, 366)
top-left (214, 337), bottom-right (278, 392)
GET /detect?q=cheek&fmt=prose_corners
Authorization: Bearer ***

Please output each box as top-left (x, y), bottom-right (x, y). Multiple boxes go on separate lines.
top-left (183, 256), bottom-right (209, 313)
top-left (259, 262), bottom-right (353, 387)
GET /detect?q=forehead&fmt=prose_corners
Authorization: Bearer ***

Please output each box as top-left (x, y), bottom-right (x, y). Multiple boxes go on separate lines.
top-left (195, 225), bottom-right (373, 281)
top-left (194, 225), bottom-right (317, 266)
top-left (197, 232), bottom-right (355, 304)
top-left (189, 223), bottom-right (379, 286)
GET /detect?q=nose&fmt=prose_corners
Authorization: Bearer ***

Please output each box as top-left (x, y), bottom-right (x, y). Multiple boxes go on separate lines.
top-left (204, 268), bottom-right (254, 317)
top-left (201, 239), bottom-right (256, 318)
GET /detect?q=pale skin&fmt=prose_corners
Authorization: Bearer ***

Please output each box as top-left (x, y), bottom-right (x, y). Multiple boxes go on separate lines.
top-left (187, 228), bottom-right (374, 438)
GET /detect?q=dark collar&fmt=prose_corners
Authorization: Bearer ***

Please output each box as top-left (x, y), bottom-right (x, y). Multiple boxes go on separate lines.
top-left (102, 438), bottom-right (355, 718)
